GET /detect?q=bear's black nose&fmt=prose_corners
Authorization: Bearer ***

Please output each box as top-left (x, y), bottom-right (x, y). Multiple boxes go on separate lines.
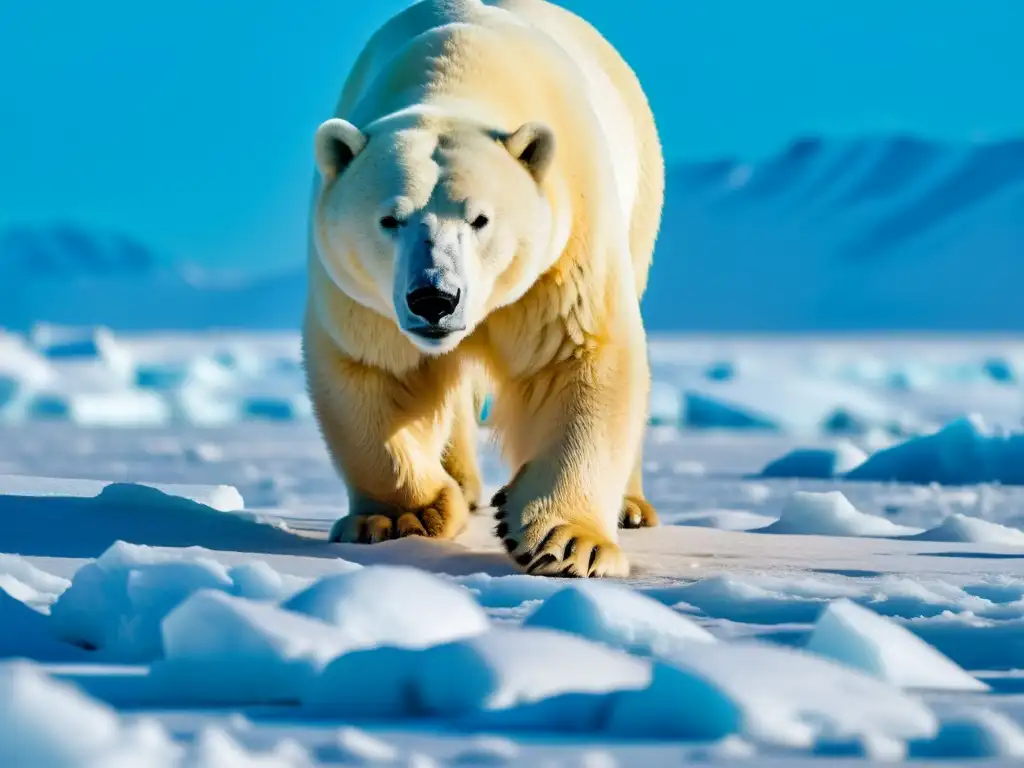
top-left (406, 286), bottom-right (461, 325)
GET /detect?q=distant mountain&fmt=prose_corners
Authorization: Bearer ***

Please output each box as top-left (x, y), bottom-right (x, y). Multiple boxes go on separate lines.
top-left (643, 135), bottom-right (1024, 332)
top-left (3, 135), bottom-right (1023, 333)
top-left (0, 225), bottom-right (306, 332)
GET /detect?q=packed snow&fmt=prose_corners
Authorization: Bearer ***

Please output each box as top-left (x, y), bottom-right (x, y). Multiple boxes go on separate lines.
top-left (1, 329), bottom-right (1023, 764)
top-left (805, 598), bottom-right (989, 691)
top-left (756, 490), bottom-right (922, 538)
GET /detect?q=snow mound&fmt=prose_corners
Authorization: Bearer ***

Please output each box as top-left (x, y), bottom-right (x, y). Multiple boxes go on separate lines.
top-left (756, 490), bottom-right (920, 538)
top-left (93, 479), bottom-right (243, 514)
top-left (846, 415), bottom-right (1024, 485)
top-left (0, 660), bottom-right (177, 767)
top-left (283, 565), bottom-right (489, 650)
top-left (806, 599), bottom-right (988, 692)
top-left (522, 581), bottom-right (716, 657)
top-left (49, 543), bottom-right (308, 661)
top-left (305, 627), bottom-right (651, 729)
top-left (759, 441), bottom-right (868, 479)
top-left (607, 641), bottom-right (938, 747)
top-left (912, 708), bottom-right (1024, 759)
top-left (152, 590), bottom-right (351, 705)
top-left (0, 475), bottom-right (305, 561)
top-left (908, 513), bottom-right (1024, 546)
top-left (0, 474), bottom-right (242, 511)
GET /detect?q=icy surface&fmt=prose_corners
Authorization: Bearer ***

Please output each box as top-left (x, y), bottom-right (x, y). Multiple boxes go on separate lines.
top-left (759, 441), bottom-right (868, 479)
top-left (1, 329), bottom-right (1023, 443)
top-left (1, 331), bottom-right (1023, 764)
top-left (847, 415), bottom-right (1024, 485)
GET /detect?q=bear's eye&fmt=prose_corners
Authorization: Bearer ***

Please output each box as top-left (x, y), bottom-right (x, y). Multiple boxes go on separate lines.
top-left (379, 215), bottom-right (402, 231)
top-left (470, 214), bottom-right (490, 231)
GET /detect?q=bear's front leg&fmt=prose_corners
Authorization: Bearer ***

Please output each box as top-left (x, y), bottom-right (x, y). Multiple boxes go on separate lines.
top-left (441, 375), bottom-right (484, 511)
top-left (305, 329), bottom-right (470, 545)
top-left (489, 333), bottom-right (649, 578)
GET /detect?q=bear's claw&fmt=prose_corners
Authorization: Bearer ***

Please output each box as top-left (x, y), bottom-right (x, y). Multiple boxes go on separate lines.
top-left (620, 495), bottom-right (660, 529)
top-left (492, 505), bottom-right (629, 578)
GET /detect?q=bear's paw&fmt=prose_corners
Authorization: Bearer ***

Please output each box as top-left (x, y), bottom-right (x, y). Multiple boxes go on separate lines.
top-left (492, 490), bottom-right (629, 578)
top-left (330, 485), bottom-right (469, 544)
top-left (619, 496), bottom-right (660, 529)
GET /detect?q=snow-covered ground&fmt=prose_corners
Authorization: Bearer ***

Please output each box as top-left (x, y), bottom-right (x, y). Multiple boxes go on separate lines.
top-left (2, 327), bottom-right (1024, 766)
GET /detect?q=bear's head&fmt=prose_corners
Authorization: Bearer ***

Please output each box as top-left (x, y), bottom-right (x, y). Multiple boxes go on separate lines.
top-left (312, 113), bottom-right (560, 354)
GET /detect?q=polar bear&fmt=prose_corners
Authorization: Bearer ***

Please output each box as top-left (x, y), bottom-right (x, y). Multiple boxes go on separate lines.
top-left (303, 0), bottom-right (664, 577)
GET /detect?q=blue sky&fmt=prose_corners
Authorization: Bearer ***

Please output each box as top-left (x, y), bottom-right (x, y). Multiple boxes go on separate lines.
top-left (1, 0), bottom-right (1022, 272)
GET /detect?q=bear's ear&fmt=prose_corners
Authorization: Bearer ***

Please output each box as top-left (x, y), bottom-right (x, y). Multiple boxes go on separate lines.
top-left (314, 118), bottom-right (367, 180)
top-left (502, 122), bottom-right (556, 183)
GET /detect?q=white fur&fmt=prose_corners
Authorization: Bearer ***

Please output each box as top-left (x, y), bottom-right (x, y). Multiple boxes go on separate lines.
top-left (304, 0), bottom-right (665, 578)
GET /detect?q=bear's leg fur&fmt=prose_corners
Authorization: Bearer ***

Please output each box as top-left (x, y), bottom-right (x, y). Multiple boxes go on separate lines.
top-left (491, 457), bottom-right (660, 530)
top-left (488, 315), bottom-right (650, 578)
top-left (305, 323), bottom-right (471, 544)
top-left (620, 447), bottom-right (660, 529)
top-left (442, 376), bottom-right (483, 511)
